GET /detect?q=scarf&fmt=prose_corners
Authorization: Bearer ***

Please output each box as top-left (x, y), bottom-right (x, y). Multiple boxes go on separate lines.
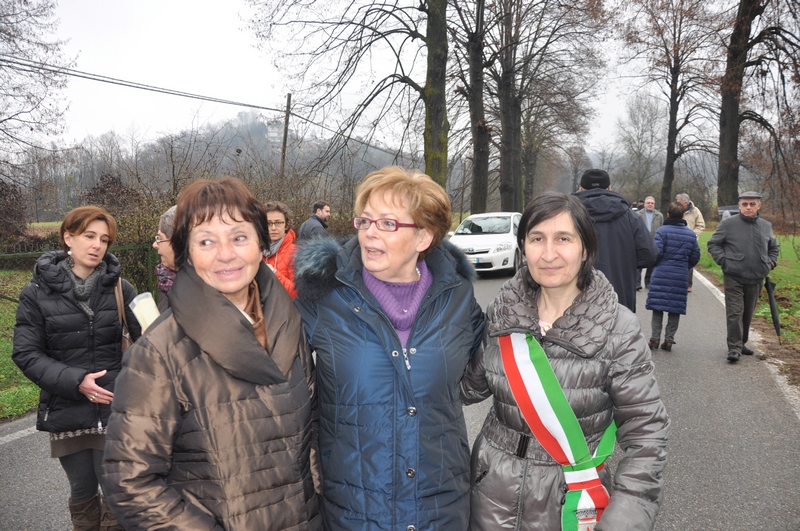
top-left (59, 257), bottom-right (107, 319)
top-left (155, 263), bottom-right (177, 294)
top-left (266, 236), bottom-right (285, 258)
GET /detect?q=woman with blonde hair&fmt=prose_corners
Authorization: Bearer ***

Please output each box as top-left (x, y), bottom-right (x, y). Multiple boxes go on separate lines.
top-left (14, 205), bottom-right (141, 530)
top-left (294, 166), bottom-right (485, 530)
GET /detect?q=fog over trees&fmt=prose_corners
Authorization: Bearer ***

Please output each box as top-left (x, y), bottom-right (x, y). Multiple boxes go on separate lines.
top-left (3, 0), bottom-right (800, 242)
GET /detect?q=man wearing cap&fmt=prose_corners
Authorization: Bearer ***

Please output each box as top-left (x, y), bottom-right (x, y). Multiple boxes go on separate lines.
top-left (707, 191), bottom-right (779, 362)
top-left (574, 169), bottom-right (658, 312)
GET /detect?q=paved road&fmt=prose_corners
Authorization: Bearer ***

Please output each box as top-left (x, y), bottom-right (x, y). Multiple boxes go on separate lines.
top-left (2, 271), bottom-right (799, 530)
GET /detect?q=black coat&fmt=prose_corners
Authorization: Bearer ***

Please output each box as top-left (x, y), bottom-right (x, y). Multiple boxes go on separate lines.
top-left (574, 189), bottom-right (658, 312)
top-left (13, 251), bottom-right (141, 433)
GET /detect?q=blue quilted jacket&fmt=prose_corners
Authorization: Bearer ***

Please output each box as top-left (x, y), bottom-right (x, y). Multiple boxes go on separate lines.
top-left (645, 219), bottom-right (701, 315)
top-left (294, 237), bottom-right (485, 531)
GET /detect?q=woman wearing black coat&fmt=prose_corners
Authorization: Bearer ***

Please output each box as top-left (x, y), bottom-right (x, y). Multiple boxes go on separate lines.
top-left (13, 206), bottom-right (141, 530)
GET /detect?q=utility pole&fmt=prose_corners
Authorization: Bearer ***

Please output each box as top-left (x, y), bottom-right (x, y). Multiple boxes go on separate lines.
top-left (280, 93), bottom-right (291, 180)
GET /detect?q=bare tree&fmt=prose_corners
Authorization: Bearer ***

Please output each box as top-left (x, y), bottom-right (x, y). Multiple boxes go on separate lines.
top-left (615, 93), bottom-right (666, 200)
top-left (622, 0), bottom-right (721, 211)
top-left (483, 0), bottom-right (605, 211)
top-left (0, 0), bottom-right (72, 183)
top-left (717, 0), bottom-right (800, 207)
top-left (247, 0), bottom-right (451, 185)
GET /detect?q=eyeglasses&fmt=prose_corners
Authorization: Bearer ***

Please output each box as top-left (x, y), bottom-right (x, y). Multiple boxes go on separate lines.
top-left (154, 235), bottom-right (170, 245)
top-left (267, 220), bottom-right (286, 227)
top-left (739, 201), bottom-right (759, 207)
top-left (352, 216), bottom-right (418, 232)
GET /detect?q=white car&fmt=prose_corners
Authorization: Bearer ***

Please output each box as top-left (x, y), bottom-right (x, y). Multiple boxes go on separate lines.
top-left (449, 212), bottom-right (522, 274)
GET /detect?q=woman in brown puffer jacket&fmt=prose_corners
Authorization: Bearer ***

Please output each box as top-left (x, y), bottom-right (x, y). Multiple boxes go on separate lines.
top-left (101, 178), bottom-right (321, 530)
top-left (461, 192), bottom-right (670, 531)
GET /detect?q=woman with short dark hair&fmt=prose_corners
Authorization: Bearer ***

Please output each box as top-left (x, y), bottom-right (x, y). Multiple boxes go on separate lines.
top-left (13, 205), bottom-right (141, 530)
top-left (102, 177), bottom-right (321, 530)
top-left (262, 200), bottom-right (298, 298)
top-left (462, 192), bottom-right (670, 531)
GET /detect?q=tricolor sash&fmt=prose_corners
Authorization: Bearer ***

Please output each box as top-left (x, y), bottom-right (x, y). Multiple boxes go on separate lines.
top-left (499, 333), bottom-right (617, 531)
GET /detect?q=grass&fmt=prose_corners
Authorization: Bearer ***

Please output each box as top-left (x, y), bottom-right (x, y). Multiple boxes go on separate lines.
top-left (0, 269), bottom-right (39, 421)
top-left (697, 231), bottom-right (800, 345)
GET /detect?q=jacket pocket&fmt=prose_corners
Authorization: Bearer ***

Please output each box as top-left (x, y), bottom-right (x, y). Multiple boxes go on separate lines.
top-left (36, 392), bottom-right (57, 432)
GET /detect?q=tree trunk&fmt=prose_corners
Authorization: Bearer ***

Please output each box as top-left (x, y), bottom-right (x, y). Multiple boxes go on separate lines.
top-left (468, 0), bottom-right (489, 215)
top-left (717, 0), bottom-right (765, 208)
top-left (424, 0), bottom-right (450, 187)
top-left (661, 65), bottom-right (680, 212)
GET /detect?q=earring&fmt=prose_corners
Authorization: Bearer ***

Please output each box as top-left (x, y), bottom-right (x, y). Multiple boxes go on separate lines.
top-left (67, 249), bottom-right (72, 256)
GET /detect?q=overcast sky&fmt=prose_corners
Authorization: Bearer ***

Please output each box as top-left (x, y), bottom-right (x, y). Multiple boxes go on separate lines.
top-left (55, 0), bottom-right (285, 143)
top-left (54, 1), bottom-right (625, 149)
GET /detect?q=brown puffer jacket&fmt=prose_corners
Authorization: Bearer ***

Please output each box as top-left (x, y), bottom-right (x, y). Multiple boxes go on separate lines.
top-left (461, 267), bottom-right (670, 531)
top-left (102, 263), bottom-right (321, 530)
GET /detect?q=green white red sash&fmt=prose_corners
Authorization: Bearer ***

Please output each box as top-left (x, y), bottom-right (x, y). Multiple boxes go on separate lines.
top-left (499, 333), bottom-right (617, 531)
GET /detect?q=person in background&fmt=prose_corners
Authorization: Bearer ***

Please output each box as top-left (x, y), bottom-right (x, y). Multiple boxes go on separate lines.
top-left (573, 169), bottom-right (657, 312)
top-left (294, 166), bottom-right (485, 530)
top-left (297, 200), bottom-right (331, 240)
top-left (153, 205), bottom-right (177, 312)
top-left (263, 200), bottom-right (298, 298)
top-left (707, 191), bottom-right (779, 362)
top-left (13, 205), bottom-right (142, 531)
top-left (461, 192), bottom-right (670, 531)
top-left (102, 177), bottom-right (321, 530)
top-left (646, 202), bottom-right (701, 352)
top-left (637, 196), bottom-right (664, 290)
top-left (675, 193), bottom-right (705, 292)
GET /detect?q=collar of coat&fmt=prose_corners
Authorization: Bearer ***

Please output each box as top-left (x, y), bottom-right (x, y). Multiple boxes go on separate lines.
top-left (169, 261), bottom-right (301, 385)
top-left (34, 250), bottom-right (122, 294)
top-left (487, 267), bottom-right (619, 358)
top-left (293, 235), bottom-right (476, 304)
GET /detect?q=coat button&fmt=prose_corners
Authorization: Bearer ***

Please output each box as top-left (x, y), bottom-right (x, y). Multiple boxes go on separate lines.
top-left (406, 468), bottom-right (416, 478)
top-left (391, 350), bottom-right (399, 357)
top-left (354, 306), bottom-right (361, 312)
top-left (409, 347), bottom-right (417, 354)
top-left (407, 407), bottom-right (417, 417)
top-left (407, 526), bottom-right (416, 531)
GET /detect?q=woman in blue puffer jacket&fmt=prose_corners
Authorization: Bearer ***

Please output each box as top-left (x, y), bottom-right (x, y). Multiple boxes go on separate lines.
top-left (294, 166), bottom-right (486, 530)
top-left (646, 201), bottom-right (701, 351)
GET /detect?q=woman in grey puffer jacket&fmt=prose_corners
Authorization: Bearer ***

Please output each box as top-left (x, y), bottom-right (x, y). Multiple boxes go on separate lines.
top-left (461, 192), bottom-right (670, 531)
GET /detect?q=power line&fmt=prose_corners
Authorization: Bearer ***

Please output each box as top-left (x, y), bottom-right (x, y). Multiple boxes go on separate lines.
top-left (0, 54), bottom-right (413, 161)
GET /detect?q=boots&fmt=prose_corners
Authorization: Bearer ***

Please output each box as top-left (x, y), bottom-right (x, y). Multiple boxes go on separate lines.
top-left (99, 497), bottom-right (125, 531)
top-left (648, 338), bottom-right (659, 350)
top-left (660, 339), bottom-right (674, 352)
top-left (68, 495), bottom-right (100, 531)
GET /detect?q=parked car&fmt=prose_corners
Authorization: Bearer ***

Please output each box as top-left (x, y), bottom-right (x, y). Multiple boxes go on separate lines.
top-left (449, 212), bottom-right (522, 274)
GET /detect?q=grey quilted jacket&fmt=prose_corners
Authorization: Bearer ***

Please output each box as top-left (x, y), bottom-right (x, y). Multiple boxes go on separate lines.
top-left (461, 267), bottom-right (670, 531)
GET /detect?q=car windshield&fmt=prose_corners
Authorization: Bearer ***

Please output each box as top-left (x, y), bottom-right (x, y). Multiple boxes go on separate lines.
top-left (455, 216), bottom-right (511, 235)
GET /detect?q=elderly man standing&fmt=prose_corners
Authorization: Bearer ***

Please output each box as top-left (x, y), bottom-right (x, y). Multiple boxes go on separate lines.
top-left (637, 196), bottom-right (663, 290)
top-left (707, 191), bottom-right (779, 362)
top-left (676, 193), bottom-right (705, 292)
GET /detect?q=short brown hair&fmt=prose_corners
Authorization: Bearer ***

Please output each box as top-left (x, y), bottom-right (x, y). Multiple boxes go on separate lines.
top-left (667, 201), bottom-right (686, 219)
top-left (60, 206), bottom-right (118, 254)
top-left (171, 177), bottom-right (270, 270)
top-left (354, 166), bottom-right (451, 260)
top-left (264, 201), bottom-right (293, 229)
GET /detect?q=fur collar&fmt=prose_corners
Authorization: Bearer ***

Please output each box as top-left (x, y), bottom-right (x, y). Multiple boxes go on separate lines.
top-left (294, 235), bottom-right (476, 304)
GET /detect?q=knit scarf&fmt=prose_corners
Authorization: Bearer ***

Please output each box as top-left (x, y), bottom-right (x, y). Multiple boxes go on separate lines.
top-left (155, 263), bottom-right (177, 294)
top-left (362, 261), bottom-right (432, 347)
top-left (59, 257), bottom-right (107, 319)
top-left (266, 236), bottom-right (285, 258)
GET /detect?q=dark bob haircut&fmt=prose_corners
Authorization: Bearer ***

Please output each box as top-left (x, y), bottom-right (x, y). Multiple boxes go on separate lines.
top-left (171, 177), bottom-right (271, 270)
top-left (517, 192), bottom-right (598, 291)
top-left (667, 201), bottom-right (686, 219)
top-left (60, 205), bottom-right (118, 255)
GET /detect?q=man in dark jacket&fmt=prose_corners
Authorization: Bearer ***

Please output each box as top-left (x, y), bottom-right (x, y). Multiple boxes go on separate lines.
top-left (707, 191), bottom-right (779, 362)
top-left (297, 200), bottom-right (331, 240)
top-left (574, 169), bottom-right (657, 312)
top-left (637, 196), bottom-right (664, 290)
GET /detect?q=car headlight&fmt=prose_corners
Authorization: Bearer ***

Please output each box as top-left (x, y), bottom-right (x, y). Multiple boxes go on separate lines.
top-left (493, 242), bottom-right (513, 253)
